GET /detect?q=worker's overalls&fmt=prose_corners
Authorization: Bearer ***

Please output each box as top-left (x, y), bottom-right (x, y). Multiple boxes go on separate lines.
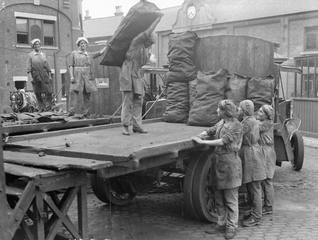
top-left (240, 116), bottom-right (266, 220)
top-left (69, 50), bottom-right (97, 116)
top-left (205, 119), bottom-right (243, 230)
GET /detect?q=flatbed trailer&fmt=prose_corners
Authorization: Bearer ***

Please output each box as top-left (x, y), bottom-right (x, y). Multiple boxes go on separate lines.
top-left (4, 119), bottom-right (217, 221)
top-left (0, 35), bottom-right (305, 239)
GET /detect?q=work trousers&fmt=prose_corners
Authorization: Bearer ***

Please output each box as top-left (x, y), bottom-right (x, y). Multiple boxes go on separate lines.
top-left (34, 91), bottom-right (53, 112)
top-left (246, 181), bottom-right (262, 219)
top-left (69, 89), bottom-right (91, 116)
top-left (262, 178), bottom-right (274, 208)
top-left (215, 187), bottom-right (239, 229)
top-left (121, 91), bottom-right (143, 129)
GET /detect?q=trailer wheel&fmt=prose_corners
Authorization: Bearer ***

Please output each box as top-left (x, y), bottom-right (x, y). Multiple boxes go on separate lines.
top-left (290, 131), bottom-right (304, 171)
top-left (183, 157), bottom-right (200, 219)
top-left (192, 151), bottom-right (218, 222)
top-left (91, 173), bottom-right (136, 206)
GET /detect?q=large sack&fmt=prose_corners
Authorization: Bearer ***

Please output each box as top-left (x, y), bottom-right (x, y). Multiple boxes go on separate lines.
top-left (163, 81), bottom-right (189, 123)
top-left (226, 74), bottom-right (248, 105)
top-left (165, 71), bottom-right (187, 84)
top-left (188, 69), bottom-right (229, 127)
top-left (100, 1), bottom-right (160, 66)
top-left (167, 31), bottom-right (198, 81)
top-left (247, 76), bottom-right (274, 111)
top-left (189, 79), bottom-right (197, 108)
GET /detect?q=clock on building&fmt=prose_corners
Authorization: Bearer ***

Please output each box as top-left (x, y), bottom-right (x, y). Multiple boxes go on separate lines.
top-left (187, 5), bottom-right (196, 19)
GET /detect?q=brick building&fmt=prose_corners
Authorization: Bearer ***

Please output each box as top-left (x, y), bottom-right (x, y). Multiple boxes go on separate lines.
top-left (83, 0), bottom-right (318, 133)
top-left (0, 0), bottom-right (83, 113)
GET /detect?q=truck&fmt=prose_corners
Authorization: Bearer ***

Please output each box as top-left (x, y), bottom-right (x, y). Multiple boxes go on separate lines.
top-left (3, 35), bottom-right (304, 226)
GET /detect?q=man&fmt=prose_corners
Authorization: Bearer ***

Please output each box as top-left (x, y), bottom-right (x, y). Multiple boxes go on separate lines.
top-left (120, 14), bottom-right (162, 135)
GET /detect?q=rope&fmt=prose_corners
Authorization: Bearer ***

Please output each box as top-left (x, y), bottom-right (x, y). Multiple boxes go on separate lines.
top-left (142, 90), bottom-right (165, 119)
top-left (109, 103), bottom-right (123, 122)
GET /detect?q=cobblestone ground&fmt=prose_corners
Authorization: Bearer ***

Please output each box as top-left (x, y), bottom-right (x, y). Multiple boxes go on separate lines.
top-left (72, 145), bottom-right (318, 240)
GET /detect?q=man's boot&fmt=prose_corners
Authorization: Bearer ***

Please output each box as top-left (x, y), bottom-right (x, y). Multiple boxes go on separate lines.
top-left (122, 126), bottom-right (130, 135)
top-left (133, 126), bottom-right (147, 134)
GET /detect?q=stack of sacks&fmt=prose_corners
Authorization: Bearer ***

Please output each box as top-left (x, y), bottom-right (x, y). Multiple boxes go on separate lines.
top-left (188, 69), bottom-right (230, 127)
top-left (247, 76), bottom-right (275, 111)
top-left (226, 73), bottom-right (249, 106)
top-left (163, 31), bottom-right (198, 123)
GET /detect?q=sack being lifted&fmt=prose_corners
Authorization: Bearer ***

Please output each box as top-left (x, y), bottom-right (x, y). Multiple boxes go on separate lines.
top-left (100, 0), bottom-right (161, 66)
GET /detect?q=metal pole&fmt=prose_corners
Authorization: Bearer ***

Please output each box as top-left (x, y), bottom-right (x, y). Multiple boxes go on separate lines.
top-left (314, 57), bottom-right (317, 98)
top-left (307, 57), bottom-right (310, 98)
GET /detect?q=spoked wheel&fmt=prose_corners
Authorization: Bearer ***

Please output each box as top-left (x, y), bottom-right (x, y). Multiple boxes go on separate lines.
top-left (183, 150), bottom-right (217, 222)
top-left (91, 173), bottom-right (136, 206)
top-left (290, 131), bottom-right (304, 171)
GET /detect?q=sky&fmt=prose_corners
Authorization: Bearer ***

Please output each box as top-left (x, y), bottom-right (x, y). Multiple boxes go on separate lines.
top-left (82, 0), bottom-right (184, 18)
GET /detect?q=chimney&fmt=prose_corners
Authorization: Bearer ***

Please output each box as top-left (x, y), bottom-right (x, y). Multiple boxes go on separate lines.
top-left (84, 10), bottom-right (91, 20)
top-left (114, 6), bottom-right (123, 16)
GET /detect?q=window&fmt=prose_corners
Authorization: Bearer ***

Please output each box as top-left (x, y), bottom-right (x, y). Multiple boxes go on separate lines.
top-left (43, 20), bottom-right (55, 46)
top-left (305, 26), bottom-right (318, 51)
top-left (16, 17), bottom-right (55, 46)
top-left (16, 18), bottom-right (28, 44)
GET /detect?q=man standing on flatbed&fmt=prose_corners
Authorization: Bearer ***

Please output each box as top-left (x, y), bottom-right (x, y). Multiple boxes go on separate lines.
top-left (120, 13), bottom-right (163, 135)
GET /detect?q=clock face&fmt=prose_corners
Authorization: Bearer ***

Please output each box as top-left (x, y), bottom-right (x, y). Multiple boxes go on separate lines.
top-left (187, 5), bottom-right (196, 19)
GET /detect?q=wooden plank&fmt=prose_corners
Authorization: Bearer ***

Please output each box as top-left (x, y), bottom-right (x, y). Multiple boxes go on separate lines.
top-left (4, 163), bottom-right (57, 178)
top-left (3, 116), bottom-right (121, 136)
top-left (36, 171), bottom-right (87, 192)
top-left (77, 185), bottom-right (88, 239)
top-left (34, 191), bottom-right (45, 240)
top-left (7, 122), bottom-right (205, 161)
top-left (6, 185), bottom-right (23, 196)
top-left (0, 125), bottom-right (11, 240)
top-left (45, 188), bottom-right (81, 240)
top-left (4, 151), bottom-right (113, 171)
top-left (9, 181), bottom-right (36, 236)
top-left (7, 117), bottom-right (162, 143)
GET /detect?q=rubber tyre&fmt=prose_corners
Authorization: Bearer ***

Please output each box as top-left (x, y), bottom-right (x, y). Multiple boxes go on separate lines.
top-left (90, 173), bottom-right (136, 206)
top-left (192, 151), bottom-right (218, 222)
top-left (183, 157), bottom-right (200, 219)
top-left (290, 131), bottom-right (304, 171)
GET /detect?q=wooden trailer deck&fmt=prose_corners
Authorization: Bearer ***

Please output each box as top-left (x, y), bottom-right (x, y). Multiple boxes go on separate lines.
top-left (2, 148), bottom-right (114, 240)
top-left (5, 121), bottom-right (206, 168)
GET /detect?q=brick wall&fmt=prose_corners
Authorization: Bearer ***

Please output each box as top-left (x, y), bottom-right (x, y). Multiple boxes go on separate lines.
top-left (0, 0), bottom-right (82, 113)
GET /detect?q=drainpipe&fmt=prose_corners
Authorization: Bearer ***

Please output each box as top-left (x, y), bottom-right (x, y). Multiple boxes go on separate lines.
top-left (54, 0), bottom-right (61, 101)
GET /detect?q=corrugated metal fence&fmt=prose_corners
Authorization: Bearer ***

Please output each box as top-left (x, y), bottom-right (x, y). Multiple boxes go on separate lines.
top-left (293, 54), bottom-right (318, 136)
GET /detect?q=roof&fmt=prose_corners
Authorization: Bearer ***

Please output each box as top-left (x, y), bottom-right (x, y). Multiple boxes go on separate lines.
top-left (209, 0), bottom-right (318, 24)
top-left (155, 6), bottom-right (179, 32)
top-left (83, 15), bottom-right (123, 38)
top-left (83, 0), bottom-right (318, 38)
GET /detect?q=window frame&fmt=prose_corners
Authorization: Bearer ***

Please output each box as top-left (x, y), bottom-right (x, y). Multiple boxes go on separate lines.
top-left (15, 17), bottom-right (56, 47)
top-left (304, 26), bottom-right (318, 51)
